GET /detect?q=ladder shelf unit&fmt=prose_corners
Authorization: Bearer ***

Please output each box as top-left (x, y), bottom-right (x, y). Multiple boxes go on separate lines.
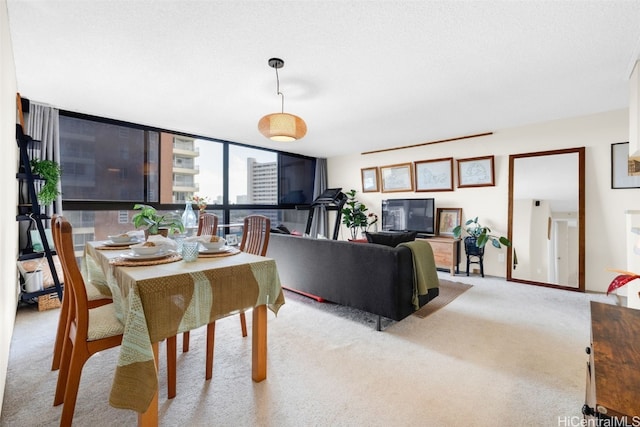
top-left (16, 124), bottom-right (63, 301)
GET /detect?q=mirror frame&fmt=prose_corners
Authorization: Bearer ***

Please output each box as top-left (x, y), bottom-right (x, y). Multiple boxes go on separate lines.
top-left (506, 147), bottom-right (585, 292)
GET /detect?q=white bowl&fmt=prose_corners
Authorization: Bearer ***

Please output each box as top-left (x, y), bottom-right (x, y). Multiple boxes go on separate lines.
top-left (108, 234), bottom-right (133, 243)
top-left (130, 243), bottom-right (163, 255)
top-left (200, 238), bottom-right (226, 250)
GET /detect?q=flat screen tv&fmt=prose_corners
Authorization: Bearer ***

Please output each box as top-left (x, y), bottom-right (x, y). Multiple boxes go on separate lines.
top-left (381, 198), bottom-right (435, 237)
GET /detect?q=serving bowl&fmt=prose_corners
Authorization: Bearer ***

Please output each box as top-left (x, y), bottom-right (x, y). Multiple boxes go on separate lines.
top-left (200, 238), bottom-right (226, 250)
top-left (108, 234), bottom-right (134, 243)
top-left (130, 242), bottom-right (164, 255)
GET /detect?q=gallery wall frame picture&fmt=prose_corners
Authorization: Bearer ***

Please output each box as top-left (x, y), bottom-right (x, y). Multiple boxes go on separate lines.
top-left (380, 162), bottom-right (414, 193)
top-left (436, 207), bottom-right (462, 237)
top-left (361, 167), bottom-right (380, 192)
top-left (611, 142), bottom-right (640, 189)
top-left (457, 155), bottom-right (495, 188)
top-left (414, 157), bottom-right (454, 192)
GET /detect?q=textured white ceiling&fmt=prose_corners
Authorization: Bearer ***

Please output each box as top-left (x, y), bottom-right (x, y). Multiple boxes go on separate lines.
top-left (7, 0), bottom-right (640, 158)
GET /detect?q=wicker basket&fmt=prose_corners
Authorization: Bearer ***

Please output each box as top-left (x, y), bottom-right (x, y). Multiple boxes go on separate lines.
top-left (37, 292), bottom-right (62, 311)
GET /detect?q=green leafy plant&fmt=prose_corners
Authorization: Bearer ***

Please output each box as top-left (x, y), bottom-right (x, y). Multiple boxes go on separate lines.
top-left (453, 216), bottom-right (511, 249)
top-left (341, 189), bottom-right (369, 239)
top-left (131, 204), bottom-right (185, 235)
top-left (30, 159), bottom-right (61, 205)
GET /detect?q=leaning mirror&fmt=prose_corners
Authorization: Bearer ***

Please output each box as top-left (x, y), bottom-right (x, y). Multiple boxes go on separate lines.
top-left (507, 148), bottom-right (585, 291)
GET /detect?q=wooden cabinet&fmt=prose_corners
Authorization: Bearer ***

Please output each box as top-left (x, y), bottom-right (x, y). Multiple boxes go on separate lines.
top-left (584, 301), bottom-right (640, 423)
top-left (418, 237), bottom-right (460, 275)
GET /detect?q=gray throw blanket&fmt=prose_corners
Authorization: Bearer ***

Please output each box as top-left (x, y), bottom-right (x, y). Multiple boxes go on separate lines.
top-left (398, 240), bottom-right (440, 310)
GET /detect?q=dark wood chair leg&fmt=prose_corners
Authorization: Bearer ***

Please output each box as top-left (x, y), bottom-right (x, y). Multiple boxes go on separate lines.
top-left (182, 331), bottom-right (190, 352)
top-left (240, 312), bottom-right (247, 337)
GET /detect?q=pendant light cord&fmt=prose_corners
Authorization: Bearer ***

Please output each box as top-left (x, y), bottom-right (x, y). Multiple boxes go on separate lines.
top-left (275, 66), bottom-right (285, 113)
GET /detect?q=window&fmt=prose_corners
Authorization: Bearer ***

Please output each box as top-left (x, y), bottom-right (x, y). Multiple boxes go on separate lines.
top-left (59, 115), bottom-right (157, 202)
top-left (229, 145), bottom-right (277, 205)
top-left (58, 111), bottom-right (316, 237)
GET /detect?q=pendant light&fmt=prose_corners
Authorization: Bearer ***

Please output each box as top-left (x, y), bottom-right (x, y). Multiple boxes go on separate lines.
top-left (258, 58), bottom-right (307, 141)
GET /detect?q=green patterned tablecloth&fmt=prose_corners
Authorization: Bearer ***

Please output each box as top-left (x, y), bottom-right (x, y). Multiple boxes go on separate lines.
top-left (84, 242), bottom-right (285, 413)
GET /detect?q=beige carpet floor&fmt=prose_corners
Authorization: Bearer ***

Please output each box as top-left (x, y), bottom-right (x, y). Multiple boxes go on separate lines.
top-left (0, 272), bottom-right (615, 426)
top-left (413, 279), bottom-right (473, 318)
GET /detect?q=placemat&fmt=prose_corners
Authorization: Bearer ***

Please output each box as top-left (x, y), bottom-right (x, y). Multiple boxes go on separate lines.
top-left (198, 247), bottom-right (241, 258)
top-left (109, 253), bottom-right (183, 266)
top-left (96, 245), bottom-right (134, 250)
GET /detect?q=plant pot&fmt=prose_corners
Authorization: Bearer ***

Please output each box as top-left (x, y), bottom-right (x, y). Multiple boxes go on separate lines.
top-left (464, 236), bottom-right (484, 256)
top-left (144, 228), bottom-right (169, 240)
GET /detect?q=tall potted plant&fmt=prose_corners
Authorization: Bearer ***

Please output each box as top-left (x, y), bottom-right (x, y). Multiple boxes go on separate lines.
top-left (341, 189), bottom-right (369, 240)
top-left (131, 204), bottom-right (185, 237)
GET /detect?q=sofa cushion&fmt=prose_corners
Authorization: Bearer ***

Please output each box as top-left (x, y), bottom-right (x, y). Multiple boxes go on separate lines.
top-left (365, 231), bottom-right (417, 247)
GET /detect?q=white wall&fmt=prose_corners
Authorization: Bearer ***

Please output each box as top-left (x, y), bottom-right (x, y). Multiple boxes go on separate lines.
top-left (328, 109), bottom-right (631, 293)
top-left (0, 0), bottom-right (19, 414)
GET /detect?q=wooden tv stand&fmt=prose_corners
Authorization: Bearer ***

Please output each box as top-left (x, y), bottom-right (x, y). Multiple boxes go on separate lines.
top-left (418, 236), bottom-right (460, 275)
top-left (584, 301), bottom-right (640, 423)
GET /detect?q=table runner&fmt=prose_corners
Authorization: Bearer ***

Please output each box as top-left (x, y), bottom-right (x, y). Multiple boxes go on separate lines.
top-left (84, 242), bottom-right (284, 413)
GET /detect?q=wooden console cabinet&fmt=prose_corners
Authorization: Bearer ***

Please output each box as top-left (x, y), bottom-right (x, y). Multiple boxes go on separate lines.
top-left (419, 237), bottom-right (460, 275)
top-left (584, 301), bottom-right (640, 424)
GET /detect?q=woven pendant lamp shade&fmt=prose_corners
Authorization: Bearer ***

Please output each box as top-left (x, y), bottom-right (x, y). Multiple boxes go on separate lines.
top-left (258, 112), bottom-right (307, 142)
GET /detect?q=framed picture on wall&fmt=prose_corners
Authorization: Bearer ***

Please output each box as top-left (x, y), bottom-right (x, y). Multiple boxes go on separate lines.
top-left (380, 163), bottom-right (414, 192)
top-left (457, 155), bottom-right (495, 188)
top-left (361, 167), bottom-right (379, 192)
top-left (611, 142), bottom-right (640, 189)
top-left (414, 157), bottom-right (454, 191)
top-left (436, 208), bottom-right (462, 237)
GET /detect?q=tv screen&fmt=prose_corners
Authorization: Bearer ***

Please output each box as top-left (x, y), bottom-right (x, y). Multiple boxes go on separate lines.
top-left (382, 198), bottom-right (435, 236)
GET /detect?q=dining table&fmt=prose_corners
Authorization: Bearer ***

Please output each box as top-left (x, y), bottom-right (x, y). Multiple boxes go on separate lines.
top-left (83, 240), bottom-right (285, 427)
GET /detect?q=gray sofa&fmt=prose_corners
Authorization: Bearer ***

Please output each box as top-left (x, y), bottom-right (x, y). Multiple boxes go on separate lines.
top-left (266, 233), bottom-right (439, 328)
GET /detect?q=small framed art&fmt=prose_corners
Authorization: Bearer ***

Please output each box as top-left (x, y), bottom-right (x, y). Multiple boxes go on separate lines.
top-left (436, 208), bottom-right (462, 237)
top-left (225, 234), bottom-right (238, 246)
top-left (415, 157), bottom-right (454, 192)
top-left (380, 163), bottom-right (414, 192)
top-left (611, 142), bottom-right (640, 189)
top-left (361, 167), bottom-right (379, 192)
top-left (457, 155), bottom-right (495, 188)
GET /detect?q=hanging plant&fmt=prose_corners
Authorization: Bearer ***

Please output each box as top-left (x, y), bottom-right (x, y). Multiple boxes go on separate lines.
top-left (30, 159), bottom-right (61, 205)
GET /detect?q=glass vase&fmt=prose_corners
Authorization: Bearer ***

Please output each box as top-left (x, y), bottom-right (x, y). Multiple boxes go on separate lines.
top-left (182, 202), bottom-right (197, 230)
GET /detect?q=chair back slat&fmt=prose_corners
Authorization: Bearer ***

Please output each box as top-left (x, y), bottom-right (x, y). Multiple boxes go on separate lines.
top-left (53, 216), bottom-right (90, 337)
top-left (197, 213), bottom-right (219, 236)
top-left (239, 215), bottom-right (271, 256)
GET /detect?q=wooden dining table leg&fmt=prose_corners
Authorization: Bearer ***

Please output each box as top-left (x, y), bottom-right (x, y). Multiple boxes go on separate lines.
top-left (138, 342), bottom-right (159, 427)
top-left (252, 304), bottom-right (267, 382)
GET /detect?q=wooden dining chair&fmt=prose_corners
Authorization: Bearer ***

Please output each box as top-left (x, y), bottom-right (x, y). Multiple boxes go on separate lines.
top-left (204, 214), bottom-right (271, 380)
top-left (51, 216), bottom-right (124, 427)
top-left (197, 212), bottom-right (219, 237)
top-left (50, 214), bottom-right (112, 372)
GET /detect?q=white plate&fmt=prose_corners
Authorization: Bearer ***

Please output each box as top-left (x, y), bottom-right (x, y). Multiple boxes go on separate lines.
top-left (199, 246), bottom-right (231, 254)
top-left (121, 250), bottom-right (173, 261)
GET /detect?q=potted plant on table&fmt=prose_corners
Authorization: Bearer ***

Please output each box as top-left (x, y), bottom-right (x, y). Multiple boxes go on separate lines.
top-left (132, 204), bottom-right (185, 237)
top-left (341, 189), bottom-right (369, 240)
top-left (452, 217), bottom-right (511, 277)
top-left (453, 216), bottom-right (511, 249)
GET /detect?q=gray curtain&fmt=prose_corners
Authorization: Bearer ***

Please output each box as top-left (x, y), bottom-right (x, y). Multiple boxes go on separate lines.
top-left (310, 158), bottom-right (328, 238)
top-left (25, 102), bottom-right (62, 216)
